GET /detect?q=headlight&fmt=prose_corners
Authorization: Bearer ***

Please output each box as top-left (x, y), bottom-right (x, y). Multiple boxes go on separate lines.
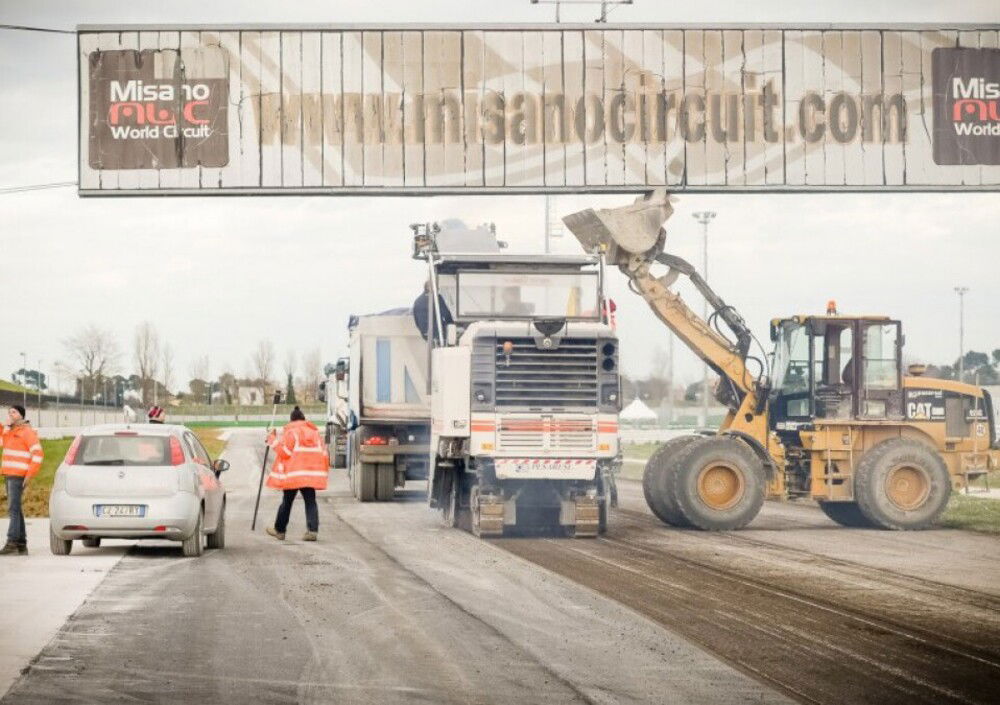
top-left (472, 383), bottom-right (493, 406)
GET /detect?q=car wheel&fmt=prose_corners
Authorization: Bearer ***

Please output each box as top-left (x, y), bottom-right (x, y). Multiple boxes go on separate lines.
top-left (206, 504), bottom-right (226, 549)
top-left (49, 527), bottom-right (72, 555)
top-left (82, 537), bottom-right (102, 548)
top-left (182, 510), bottom-right (205, 557)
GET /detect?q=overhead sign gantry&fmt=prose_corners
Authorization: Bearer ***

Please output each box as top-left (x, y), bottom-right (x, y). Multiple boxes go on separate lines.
top-left (78, 23), bottom-right (1000, 194)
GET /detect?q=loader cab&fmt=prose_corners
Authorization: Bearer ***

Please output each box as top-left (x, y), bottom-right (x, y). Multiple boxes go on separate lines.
top-left (769, 315), bottom-right (904, 428)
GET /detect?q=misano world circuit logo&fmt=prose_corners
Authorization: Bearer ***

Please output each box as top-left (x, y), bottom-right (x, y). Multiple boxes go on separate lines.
top-left (88, 49), bottom-right (229, 170)
top-left (933, 47), bottom-right (1000, 165)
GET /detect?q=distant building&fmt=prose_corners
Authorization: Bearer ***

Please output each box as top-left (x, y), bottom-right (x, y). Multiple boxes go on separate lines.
top-left (238, 386), bottom-right (266, 406)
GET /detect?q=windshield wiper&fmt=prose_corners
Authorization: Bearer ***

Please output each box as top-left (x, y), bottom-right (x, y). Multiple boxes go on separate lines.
top-left (84, 459), bottom-right (125, 466)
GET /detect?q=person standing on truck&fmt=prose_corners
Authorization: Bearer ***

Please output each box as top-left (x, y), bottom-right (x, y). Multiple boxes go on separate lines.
top-left (265, 406), bottom-right (329, 542)
top-left (0, 405), bottom-right (43, 555)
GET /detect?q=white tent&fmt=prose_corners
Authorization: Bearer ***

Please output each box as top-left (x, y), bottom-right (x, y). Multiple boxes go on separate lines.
top-left (620, 399), bottom-right (659, 423)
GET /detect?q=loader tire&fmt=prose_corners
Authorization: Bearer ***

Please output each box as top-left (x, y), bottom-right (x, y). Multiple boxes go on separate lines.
top-left (818, 501), bottom-right (875, 528)
top-left (376, 463), bottom-right (395, 501)
top-left (854, 439), bottom-right (950, 530)
top-left (643, 435), bottom-right (701, 527)
top-left (670, 436), bottom-right (765, 531)
top-left (358, 463), bottom-right (378, 502)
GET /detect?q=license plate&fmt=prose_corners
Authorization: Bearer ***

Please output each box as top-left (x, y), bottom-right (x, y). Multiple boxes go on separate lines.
top-left (95, 505), bottom-right (146, 518)
top-left (496, 458), bottom-right (596, 474)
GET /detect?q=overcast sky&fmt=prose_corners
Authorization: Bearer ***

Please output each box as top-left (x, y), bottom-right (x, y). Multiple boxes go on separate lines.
top-left (1, 1), bottom-right (998, 393)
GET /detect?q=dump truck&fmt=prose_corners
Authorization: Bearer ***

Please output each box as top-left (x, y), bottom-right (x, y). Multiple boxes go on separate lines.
top-left (340, 310), bottom-right (431, 501)
top-left (414, 223), bottom-right (621, 537)
top-left (564, 191), bottom-right (999, 531)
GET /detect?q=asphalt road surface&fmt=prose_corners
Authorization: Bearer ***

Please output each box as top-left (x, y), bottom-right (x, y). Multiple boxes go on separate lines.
top-left (496, 479), bottom-right (1000, 705)
top-left (2, 431), bottom-right (790, 705)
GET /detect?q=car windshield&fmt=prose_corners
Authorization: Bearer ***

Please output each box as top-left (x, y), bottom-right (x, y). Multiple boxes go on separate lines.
top-left (75, 435), bottom-right (171, 466)
top-left (456, 271), bottom-right (600, 320)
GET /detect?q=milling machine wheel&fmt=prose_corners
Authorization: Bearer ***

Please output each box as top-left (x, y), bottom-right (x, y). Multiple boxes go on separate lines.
top-left (375, 463), bottom-right (395, 501)
top-left (669, 436), bottom-right (765, 531)
top-left (357, 462), bottom-right (377, 502)
top-left (854, 439), bottom-right (951, 530)
top-left (643, 435), bottom-right (701, 527)
top-left (570, 496), bottom-right (600, 538)
top-left (470, 487), bottom-right (504, 538)
top-left (818, 501), bottom-right (875, 528)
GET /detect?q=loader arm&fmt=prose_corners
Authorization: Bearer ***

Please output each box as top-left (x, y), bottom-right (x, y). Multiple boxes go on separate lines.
top-left (625, 252), bottom-right (757, 401)
top-left (563, 190), bottom-right (767, 416)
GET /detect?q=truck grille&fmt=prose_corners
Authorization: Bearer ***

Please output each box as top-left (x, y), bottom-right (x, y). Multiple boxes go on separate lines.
top-left (498, 417), bottom-right (596, 452)
top-left (494, 338), bottom-right (598, 408)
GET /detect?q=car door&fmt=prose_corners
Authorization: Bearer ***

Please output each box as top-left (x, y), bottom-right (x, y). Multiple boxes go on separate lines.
top-left (184, 432), bottom-right (223, 531)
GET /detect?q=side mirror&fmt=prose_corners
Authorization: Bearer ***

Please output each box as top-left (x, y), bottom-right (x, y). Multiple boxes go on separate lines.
top-left (212, 459), bottom-right (230, 475)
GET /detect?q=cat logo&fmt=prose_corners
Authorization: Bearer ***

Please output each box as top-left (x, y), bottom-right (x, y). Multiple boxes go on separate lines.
top-left (907, 402), bottom-right (932, 420)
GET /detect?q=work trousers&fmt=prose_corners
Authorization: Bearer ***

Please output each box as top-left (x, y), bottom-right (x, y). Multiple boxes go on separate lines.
top-left (5, 476), bottom-right (26, 546)
top-left (274, 487), bottom-right (319, 533)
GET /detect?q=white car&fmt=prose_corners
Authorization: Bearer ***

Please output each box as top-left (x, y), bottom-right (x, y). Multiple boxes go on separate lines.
top-left (48, 424), bottom-right (228, 557)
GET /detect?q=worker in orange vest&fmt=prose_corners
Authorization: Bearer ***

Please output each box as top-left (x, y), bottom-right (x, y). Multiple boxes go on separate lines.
top-left (1, 405), bottom-right (43, 555)
top-left (265, 406), bottom-right (328, 542)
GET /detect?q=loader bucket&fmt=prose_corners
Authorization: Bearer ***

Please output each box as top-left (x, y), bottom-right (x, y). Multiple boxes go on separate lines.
top-left (561, 189), bottom-right (674, 265)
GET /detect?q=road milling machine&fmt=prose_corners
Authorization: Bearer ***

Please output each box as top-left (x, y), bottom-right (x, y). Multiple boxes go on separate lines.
top-left (414, 222), bottom-right (621, 538)
top-left (563, 191), bottom-right (999, 531)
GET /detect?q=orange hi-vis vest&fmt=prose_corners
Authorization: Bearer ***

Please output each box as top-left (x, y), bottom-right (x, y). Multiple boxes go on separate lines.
top-left (0, 423), bottom-right (43, 479)
top-left (266, 420), bottom-right (329, 490)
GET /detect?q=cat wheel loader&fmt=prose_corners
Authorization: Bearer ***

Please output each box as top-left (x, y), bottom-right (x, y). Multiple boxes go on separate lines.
top-left (563, 191), bottom-right (999, 531)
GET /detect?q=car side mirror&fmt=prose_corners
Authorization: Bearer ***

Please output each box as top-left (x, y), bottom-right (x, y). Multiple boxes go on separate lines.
top-left (212, 459), bottom-right (230, 475)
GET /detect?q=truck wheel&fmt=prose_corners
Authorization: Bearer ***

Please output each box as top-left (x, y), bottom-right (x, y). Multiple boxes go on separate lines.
top-left (669, 437), bottom-right (765, 531)
top-left (643, 435), bottom-right (700, 527)
top-left (376, 463), bottom-right (395, 501)
top-left (358, 463), bottom-right (377, 502)
top-left (818, 501), bottom-right (874, 528)
top-left (854, 439), bottom-right (951, 530)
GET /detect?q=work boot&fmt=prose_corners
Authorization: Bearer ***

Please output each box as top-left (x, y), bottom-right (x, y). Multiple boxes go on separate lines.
top-left (17, 544), bottom-right (27, 555)
top-left (0, 542), bottom-right (19, 555)
top-left (266, 527), bottom-right (285, 541)
top-left (303, 531), bottom-right (318, 542)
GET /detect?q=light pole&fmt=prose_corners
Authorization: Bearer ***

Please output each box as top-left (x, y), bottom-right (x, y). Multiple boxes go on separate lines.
top-left (955, 286), bottom-right (969, 382)
top-left (19, 351), bottom-right (26, 407)
top-left (693, 210), bottom-right (716, 426)
top-left (37, 358), bottom-right (42, 424)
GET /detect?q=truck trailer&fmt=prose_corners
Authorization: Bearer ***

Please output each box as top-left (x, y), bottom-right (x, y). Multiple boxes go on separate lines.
top-left (339, 310), bottom-right (431, 501)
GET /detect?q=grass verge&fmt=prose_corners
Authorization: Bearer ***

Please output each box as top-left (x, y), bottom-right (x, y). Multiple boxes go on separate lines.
top-left (940, 493), bottom-right (1000, 535)
top-left (191, 426), bottom-right (227, 458)
top-left (1, 437), bottom-right (74, 518)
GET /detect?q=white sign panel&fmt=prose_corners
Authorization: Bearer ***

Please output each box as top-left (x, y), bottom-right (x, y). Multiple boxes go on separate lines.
top-left (77, 24), bottom-right (1000, 194)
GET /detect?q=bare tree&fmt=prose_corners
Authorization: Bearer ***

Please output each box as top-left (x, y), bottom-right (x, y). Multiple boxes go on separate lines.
top-left (133, 321), bottom-right (160, 404)
top-left (284, 349), bottom-right (298, 378)
top-left (301, 348), bottom-right (323, 404)
top-left (251, 340), bottom-right (276, 393)
top-left (63, 325), bottom-right (121, 393)
top-left (189, 354), bottom-right (210, 384)
top-left (161, 343), bottom-right (175, 396)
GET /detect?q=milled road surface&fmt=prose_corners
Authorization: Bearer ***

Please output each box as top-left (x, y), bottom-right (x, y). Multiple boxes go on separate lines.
top-left (2, 432), bottom-right (790, 705)
top-left (495, 479), bottom-right (1000, 705)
